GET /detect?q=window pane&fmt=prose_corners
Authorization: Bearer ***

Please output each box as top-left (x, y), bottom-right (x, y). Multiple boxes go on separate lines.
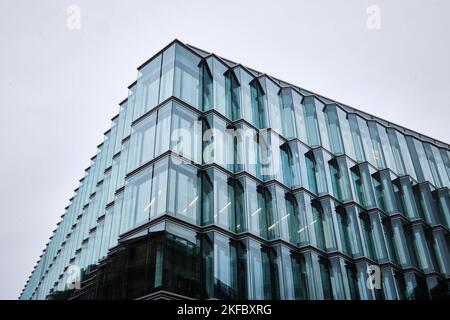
top-left (325, 105), bottom-right (344, 155)
top-left (154, 102), bottom-right (172, 157)
top-left (149, 158), bottom-right (169, 220)
top-left (171, 102), bottom-right (201, 163)
top-left (173, 44), bottom-right (201, 108)
top-left (159, 44), bottom-right (175, 102)
top-left (134, 55), bottom-right (161, 119)
top-left (168, 159), bottom-right (200, 224)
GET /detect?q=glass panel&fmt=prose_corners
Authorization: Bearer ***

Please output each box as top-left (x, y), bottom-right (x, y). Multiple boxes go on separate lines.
top-left (235, 67), bottom-right (253, 124)
top-left (348, 114), bottom-right (366, 162)
top-left (357, 117), bottom-right (376, 165)
top-left (168, 158), bottom-right (200, 224)
top-left (411, 224), bottom-right (434, 273)
top-left (329, 157), bottom-right (353, 202)
top-left (206, 57), bottom-right (229, 115)
top-left (203, 114), bottom-right (233, 170)
top-left (279, 88), bottom-right (298, 139)
top-left (310, 200), bottom-right (325, 250)
top-left (203, 232), bottom-right (238, 299)
top-left (306, 150), bottom-right (330, 196)
top-left (164, 224), bottom-right (201, 298)
top-left (423, 143), bottom-right (443, 187)
top-left (122, 167), bottom-right (152, 230)
top-left (211, 171), bottom-right (235, 231)
top-left (159, 44), bottom-right (175, 102)
top-left (368, 121), bottom-right (386, 169)
top-left (263, 78), bottom-right (283, 134)
top-left (173, 44), bottom-right (201, 108)
top-left (234, 123), bottom-right (258, 175)
top-left (303, 96), bottom-right (321, 147)
top-left (149, 158), bottom-right (169, 220)
top-left (245, 240), bottom-right (272, 300)
top-left (337, 109), bottom-right (356, 160)
top-left (200, 60), bottom-right (213, 111)
top-left (243, 177), bottom-right (267, 238)
top-left (134, 55), bottom-right (161, 119)
top-left (377, 124), bottom-right (396, 171)
top-left (325, 105), bottom-right (344, 155)
top-left (414, 183), bottom-right (439, 225)
top-left (367, 211), bottom-right (389, 262)
top-left (431, 145), bottom-right (450, 188)
top-left (250, 79), bottom-right (268, 129)
top-left (319, 257), bottom-right (333, 300)
top-left (294, 192), bottom-right (311, 246)
top-left (154, 102), bottom-right (172, 157)
top-left (286, 141), bottom-right (309, 189)
top-left (225, 69), bottom-right (241, 120)
top-left (396, 131), bottom-right (417, 179)
top-left (171, 102), bottom-right (201, 163)
top-left (387, 128), bottom-right (407, 175)
top-left (260, 186), bottom-right (279, 240)
top-left (109, 191), bottom-right (123, 249)
top-left (130, 112), bottom-right (156, 168)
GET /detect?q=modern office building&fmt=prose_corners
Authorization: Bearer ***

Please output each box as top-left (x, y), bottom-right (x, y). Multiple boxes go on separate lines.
top-left (20, 40), bottom-right (450, 300)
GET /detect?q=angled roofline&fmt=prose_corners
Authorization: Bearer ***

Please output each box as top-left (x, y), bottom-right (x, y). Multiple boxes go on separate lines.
top-left (183, 40), bottom-right (449, 148)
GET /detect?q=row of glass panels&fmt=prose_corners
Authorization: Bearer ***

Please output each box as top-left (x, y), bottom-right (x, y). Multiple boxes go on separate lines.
top-left (128, 41), bottom-right (450, 188)
top-left (79, 221), bottom-right (446, 300)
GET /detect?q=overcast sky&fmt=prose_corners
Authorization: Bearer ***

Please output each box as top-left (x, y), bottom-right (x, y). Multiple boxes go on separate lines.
top-left (0, 0), bottom-right (449, 299)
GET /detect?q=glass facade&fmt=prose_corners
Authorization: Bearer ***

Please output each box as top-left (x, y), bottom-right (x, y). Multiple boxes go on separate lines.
top-left (21, 40), bottom-right (450, 300)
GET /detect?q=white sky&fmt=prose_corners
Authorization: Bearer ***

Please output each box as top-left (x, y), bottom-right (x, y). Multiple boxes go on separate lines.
top-left (0, 0), bottom-right (449, 299)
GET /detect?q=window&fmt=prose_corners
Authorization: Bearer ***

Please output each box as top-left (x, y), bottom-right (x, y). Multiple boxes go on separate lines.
top-left (250, 79), bottom-right (268, 129)
top-left (306, 149), bottom-right (331, 196)
top-left (134, 55), bottom-right (162, 120)
top-left (203, 114), bottom-right (233, 170)
top-left (203, 232), bottom-right (238, 299)
top-left (303, 97), bottom-right (321, 147)
top-left (348, 114), bottom-right (366, 162)
top-left (154, 102), bottom-right (171, 157)
top-left (351, 163), bottom-right (377, 209)
top-left (225, 69), bottom-right (241, 120)
top-left (241, 177), bottom-right (267, 238)
top-left (164, 223), bottom-right (201, 298)
top-left (373, 171), bottom-right (398, 214)
top-left (200, 60), bottom-right (213, 110)
top-left (130, 111), bottom-right (156, 168)
top-left (366, 211), bottom-right (389, 262)
top-left (245, 240), bottom-right (272, 299)
top-left (202, 168), bottom-right (235, 232)
top-left (387, 128), bottom-right (407, 175)
top-left (329, 157), bottom-right (353, 202)
top-left (357, 117), bottom-right (376, 165)
top-left (209, 57), bottom-right (228, 115)
top-left (149, 158), bottom-right (169, 220)
top-left (319, 257), bottom-right (333, 300)
top-left (367, 121), bottom-right (386, 169)
top-left (311, 200), bottom-right (326, 250)
top-left (325, 105), bottom-right (344, 155)
top-left (233, 123), bottom-right (258, 175)
top-left (234, 67), bottom-right (253, 124)
top-left (171, 102), bottom-right (201, 163)
top-left (109, 191), bottom-right (123, 249)
top-left (173, 44), bottom-right (201, 108)
top-left (285, 141), bottom-right (309, 189)
top-left (122, 167), bottom-right (152, 230)
top-left (279, 88), bottom-right (298, 139)
top-left (262, 77), bottom-right (283, 134)
top-left (159, 44), bottom-right (175, 103)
